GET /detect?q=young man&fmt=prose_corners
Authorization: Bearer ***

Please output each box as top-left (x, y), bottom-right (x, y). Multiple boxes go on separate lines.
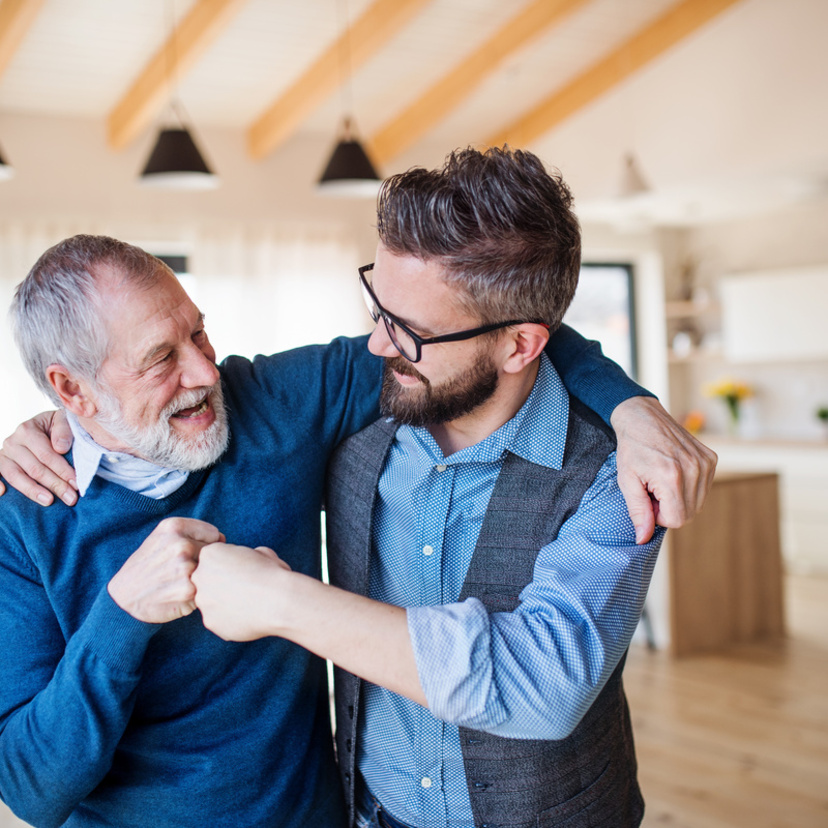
top-left (192, 148), bottom-right (681, 828)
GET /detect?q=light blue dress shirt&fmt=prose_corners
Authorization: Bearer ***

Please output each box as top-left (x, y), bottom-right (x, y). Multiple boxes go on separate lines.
top-left (67, 413), bottom-right (189, 499)
top-left (357, 355), bottom-right (664, 828)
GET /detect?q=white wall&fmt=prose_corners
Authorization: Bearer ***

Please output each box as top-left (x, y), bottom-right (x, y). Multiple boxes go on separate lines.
top-left (0, 113), bottom-right (382, 439)
top-left (674, 199), bottom-right (828, 441)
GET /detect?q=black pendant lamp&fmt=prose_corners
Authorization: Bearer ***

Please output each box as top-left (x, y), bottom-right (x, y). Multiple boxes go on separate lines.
top-left (317, 0), bottom-right (381, 198)
top-left (0, 144), bottom-right (13, 181)
top-left (318, 117), bottom-right (381, 197)
top-left (138, 0), bottom-right (218, 190)
top-left (140, 124), bottom-right (218, 190)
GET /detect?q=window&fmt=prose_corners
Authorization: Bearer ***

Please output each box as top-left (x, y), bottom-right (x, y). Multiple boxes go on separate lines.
top-left (564, 263), bottom-right (637, 379)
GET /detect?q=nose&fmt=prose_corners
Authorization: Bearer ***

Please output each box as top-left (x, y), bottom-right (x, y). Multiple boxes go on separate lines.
top-left (180, 343), bottom-right (220, 389)
top-left (367, 320), bottom-right (399, 359)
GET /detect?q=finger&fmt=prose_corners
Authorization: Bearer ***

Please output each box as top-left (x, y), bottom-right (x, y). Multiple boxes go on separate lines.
top-left (2, 417), bottom-right (78, 504)
top-left (254, 546), bottom-right (291, 570)
top-left (160, 517), bottom-right (224, 546)
top-left (49, 410), bottom-right (74, 454)
top-left (618, 474), bottom-right (657, 544)
top-left (0, 452), bottom-right (76, 506)
top-left (8, 415), bottom-right (77, 482)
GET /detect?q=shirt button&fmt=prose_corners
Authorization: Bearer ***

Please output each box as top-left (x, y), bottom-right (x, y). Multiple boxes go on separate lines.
top-left (422, 545), bottom-right (434, 556)
top-left (435, 464), bottom-right (447, 472)
top-left (107, 455), bottom-right (119, 463)
top-left (421, 777), bottom-right (432, 788)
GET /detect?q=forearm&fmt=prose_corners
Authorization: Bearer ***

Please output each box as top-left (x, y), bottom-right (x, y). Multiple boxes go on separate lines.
top-left (278, 573), bottom-right (425, 704)
top-left (0, 588), bottom-right (155, 826)
top-left (546, 324), bottom-right (653, 425)
top-left (197, 551), bottom-right (427, 706)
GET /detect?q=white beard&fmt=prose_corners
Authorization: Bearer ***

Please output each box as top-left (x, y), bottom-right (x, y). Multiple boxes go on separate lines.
top-left (94, 382), bottom-right (229, 471)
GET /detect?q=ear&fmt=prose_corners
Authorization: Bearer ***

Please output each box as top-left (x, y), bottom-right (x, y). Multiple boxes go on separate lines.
top-left (45, 365), bottom-right (99, 418)
top-left (501, 324), bottom-right (550, 375)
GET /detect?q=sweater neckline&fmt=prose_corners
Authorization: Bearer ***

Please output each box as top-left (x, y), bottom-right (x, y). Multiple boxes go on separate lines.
top-left (79, 465), bottom-right (208, 513)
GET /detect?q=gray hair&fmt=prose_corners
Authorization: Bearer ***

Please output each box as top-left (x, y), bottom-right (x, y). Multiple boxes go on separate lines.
top-left (376, 146), bottom-right (581, 333)
top-left (11, 235), bottom-right (168, 405)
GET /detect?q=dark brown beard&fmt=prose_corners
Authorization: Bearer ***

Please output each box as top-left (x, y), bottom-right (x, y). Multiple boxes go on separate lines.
top-left (380, 351), bottom-right (499, 427)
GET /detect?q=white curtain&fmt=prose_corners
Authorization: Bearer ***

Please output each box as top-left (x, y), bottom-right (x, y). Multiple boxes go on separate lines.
top-left (187, 224), bottom-right (369, 362)
top-left (0, 220), bottom-right (369, 440)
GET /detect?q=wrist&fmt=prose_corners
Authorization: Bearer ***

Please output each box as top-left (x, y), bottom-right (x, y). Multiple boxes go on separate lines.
top-left (611, 395), bottom-right (663, 431)
top-left (259, 566), bottom-right (308, 637)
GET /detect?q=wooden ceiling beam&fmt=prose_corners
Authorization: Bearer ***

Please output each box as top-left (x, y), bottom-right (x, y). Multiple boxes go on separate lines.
top-left (247, 0), bottom-right (432, 161)
top-left (0, 0), bottom-right (46, 79)
top-left (486, 0), bottom-right (745, 149)
top-left (107, 0), bottom-right (248, 151)
top-left (367, 0), bottom-right (592, 167)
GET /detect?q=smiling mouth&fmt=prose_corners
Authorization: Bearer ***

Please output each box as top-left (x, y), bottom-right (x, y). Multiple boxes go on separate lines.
top-left (172, 396), bottom-right (210, 419)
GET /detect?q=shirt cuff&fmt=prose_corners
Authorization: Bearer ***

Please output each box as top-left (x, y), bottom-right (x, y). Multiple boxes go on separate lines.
top-left (408, 598), bottom-right (506, 728)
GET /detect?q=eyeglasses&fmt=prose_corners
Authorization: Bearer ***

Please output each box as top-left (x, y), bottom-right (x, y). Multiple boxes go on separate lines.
top-left (359, 263), bottom-right (547, 364)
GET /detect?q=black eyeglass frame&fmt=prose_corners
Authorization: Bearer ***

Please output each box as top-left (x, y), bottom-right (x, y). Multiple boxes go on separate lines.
top-left (359, 263), bottom-right (549, 364)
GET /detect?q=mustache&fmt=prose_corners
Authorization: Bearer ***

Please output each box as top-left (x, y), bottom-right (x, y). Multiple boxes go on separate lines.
top-left (385, 356), bottom-right (428, 385)
top-left (163, 385), bottom-right (218, 417)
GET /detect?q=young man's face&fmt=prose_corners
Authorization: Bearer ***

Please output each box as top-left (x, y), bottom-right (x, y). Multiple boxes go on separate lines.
top-left (367, 245), bottom-right (502, 427)
top-left (90, 266), bottom-right (228, 470)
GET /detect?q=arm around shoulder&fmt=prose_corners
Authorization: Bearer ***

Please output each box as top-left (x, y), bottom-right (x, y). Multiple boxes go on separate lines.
top-left (0, 409), bottom-right (77, 506)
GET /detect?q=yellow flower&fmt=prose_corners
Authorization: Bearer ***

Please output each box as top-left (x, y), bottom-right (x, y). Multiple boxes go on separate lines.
top-left (704, 378), bottom-right (754, 402)
top-left (704, 377), bottom-right (753, 427)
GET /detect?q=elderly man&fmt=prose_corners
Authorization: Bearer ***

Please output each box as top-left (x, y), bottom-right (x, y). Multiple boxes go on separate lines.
top-left (0, 223), bottom-right (713, 826)
top-left (0, 236), bottom-right (382, 827)
top-left (192, 148), bottom-right (688, 828)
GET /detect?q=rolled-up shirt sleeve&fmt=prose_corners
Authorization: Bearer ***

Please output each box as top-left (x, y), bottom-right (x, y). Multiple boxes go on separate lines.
top-left (407, 453), bottom-right (664, 740)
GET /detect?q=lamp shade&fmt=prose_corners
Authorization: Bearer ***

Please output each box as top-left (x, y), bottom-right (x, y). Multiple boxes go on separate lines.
top-left (140, 128), bottom-right (218, 190)
top-left (318, 136), bottom-right (381, 198)
top-left (0, 146), bottom-right (13, 181)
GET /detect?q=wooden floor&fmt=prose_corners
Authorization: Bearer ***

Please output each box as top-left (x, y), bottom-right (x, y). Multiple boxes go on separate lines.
top-left (626, 573), bottom-right (828, 828)
top-left (1, 574), bottom-right (826, 827)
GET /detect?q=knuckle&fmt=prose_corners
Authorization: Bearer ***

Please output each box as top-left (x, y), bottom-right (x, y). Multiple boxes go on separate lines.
top-left (161, 516), bottom-right (190, 537)
top-left (662, 458), bottom-right (684, 487)
top-left (22, 460), bottom-right (48, 484)
top-left (15, 421), bottom-right (33, 438)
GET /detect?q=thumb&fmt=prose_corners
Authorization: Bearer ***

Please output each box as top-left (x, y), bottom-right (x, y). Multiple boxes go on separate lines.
top-left (48, 410), bottom-right (74, 454)
top-left (619, 476), bottom-right (657, 544)
top-left (254, 546), bottom-right (291, 571)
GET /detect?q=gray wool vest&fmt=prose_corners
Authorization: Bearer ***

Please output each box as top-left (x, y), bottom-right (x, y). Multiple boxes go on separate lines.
top-left (326, 397), bottom-right (644, 828)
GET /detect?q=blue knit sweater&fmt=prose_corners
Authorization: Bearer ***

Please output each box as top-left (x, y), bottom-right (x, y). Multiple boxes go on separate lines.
top-left (0, 329), bottom-right (644, 827)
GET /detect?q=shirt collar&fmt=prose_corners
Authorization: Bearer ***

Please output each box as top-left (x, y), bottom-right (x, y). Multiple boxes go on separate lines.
top-left (67, 412), bottom-right (188, 499)
top-left (397, 353), bottom-right (569, 470)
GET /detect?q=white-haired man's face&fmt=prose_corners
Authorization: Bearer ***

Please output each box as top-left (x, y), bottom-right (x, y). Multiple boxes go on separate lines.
top-left (88, 268), bottom-right (228, 471)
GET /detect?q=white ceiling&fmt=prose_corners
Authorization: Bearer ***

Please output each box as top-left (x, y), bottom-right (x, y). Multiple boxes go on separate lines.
top-left (0, 0), bottom-right (679, 137)
top-left (1, 0), bottom-right (827, 227)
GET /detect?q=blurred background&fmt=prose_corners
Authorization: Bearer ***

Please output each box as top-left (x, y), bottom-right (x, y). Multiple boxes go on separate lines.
top-left (0, 0), bottom-right (826, 825)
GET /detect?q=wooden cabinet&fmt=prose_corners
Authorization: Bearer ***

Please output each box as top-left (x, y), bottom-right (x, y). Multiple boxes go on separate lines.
top-left (668, 471), bottom-right (785, 657)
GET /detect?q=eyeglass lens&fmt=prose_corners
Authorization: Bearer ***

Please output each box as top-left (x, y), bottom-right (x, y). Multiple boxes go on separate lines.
top-left (360, 269), bottom-right (420, 361)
